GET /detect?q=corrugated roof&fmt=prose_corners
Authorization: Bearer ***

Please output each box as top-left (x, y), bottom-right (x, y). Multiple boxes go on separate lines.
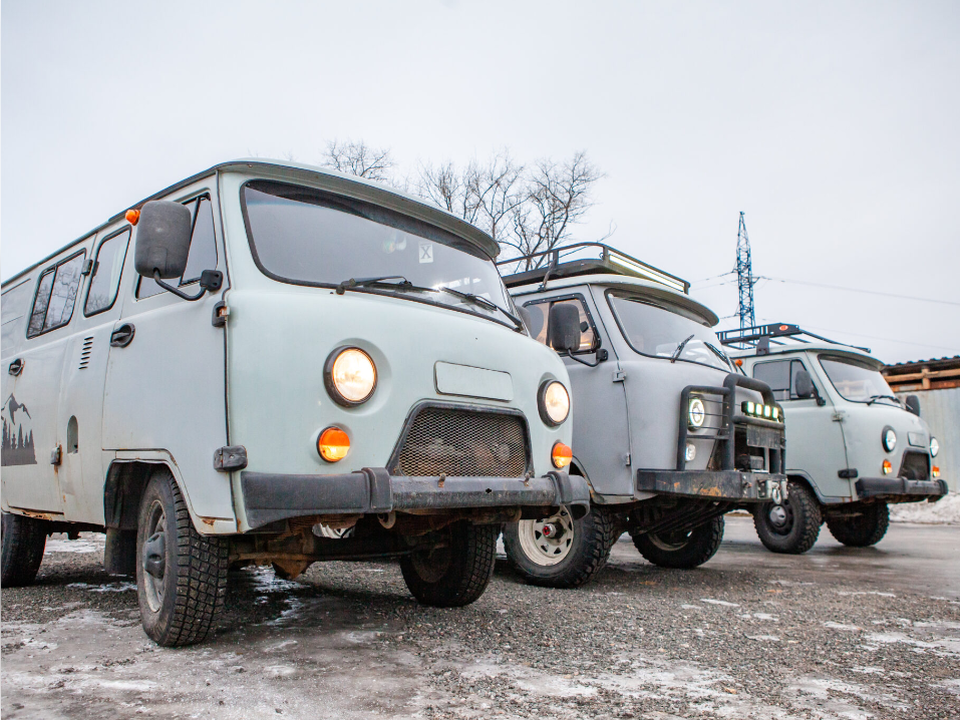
top-left (883, 356), bottom-right (960, 373)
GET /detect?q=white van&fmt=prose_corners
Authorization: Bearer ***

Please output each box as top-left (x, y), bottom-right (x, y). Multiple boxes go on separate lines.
top-left (1, 160), bottom-right (588, 645)
top-left (721, 324), bottom-right (947, 553)
top-left (495, 244), bottom-right (788, 587)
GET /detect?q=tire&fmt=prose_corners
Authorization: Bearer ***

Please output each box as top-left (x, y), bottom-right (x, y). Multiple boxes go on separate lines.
top-left (400, 521), bottom-right (496, 607)
top-left (502, 505), bottom-right (620, 588)
top-left (826, 502), bottom-right (889, 547)
top-left (1, 512), bottom-right (48, 587)
top-left (136, 471), bottom-right (229, 646)
top-left (630, 515), bottom-right (724, 569)
top-left (753, 479), bottom-right (822, 554)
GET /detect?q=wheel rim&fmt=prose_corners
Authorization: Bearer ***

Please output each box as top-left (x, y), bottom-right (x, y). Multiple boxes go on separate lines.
top-left (516, 507), bottom-right (575, 567)
top-left (767, 502), bottom-right (793, 536)
top-left (142, 501), bottom-right (167, 613)
top-left (410, 544), bottom-right (452, 583)
top-left (647, 530), bottom-right (692, 552)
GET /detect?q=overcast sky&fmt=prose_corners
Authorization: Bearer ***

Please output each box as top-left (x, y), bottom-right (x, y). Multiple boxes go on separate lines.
top-left (3, 1), bottom-right (958, 363)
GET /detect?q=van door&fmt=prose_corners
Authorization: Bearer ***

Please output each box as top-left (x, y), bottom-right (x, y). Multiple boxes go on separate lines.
top-left (753, 357), bottom-right (850, 500)
top-left (101, 189), bottom-right (233, 522)
top-left (56, 228), bottom-right (132, 523)
top-left (2, 251), bottom-right (87, 513)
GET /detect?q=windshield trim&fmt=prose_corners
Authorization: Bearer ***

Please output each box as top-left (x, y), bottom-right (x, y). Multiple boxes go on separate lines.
top-left (604, 288), bottom-right (731, 372)
top-left (817, 353), bottom-right (899, 405)
top-left (239, 179), bottom-right (519, 331)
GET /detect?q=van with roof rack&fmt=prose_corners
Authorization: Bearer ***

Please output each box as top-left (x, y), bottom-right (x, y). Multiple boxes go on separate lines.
top-left (495, 243), bottom-right (788, 587)
top-left (0, 160), bottom-right (589, 645)
top-left (720, 323), bottom-right (947, 553)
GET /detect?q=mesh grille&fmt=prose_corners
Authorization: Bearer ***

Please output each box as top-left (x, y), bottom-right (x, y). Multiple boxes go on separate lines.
top-left (395, 406), bottom-right (528, 477)
top-left (899, 451), bottom-right (929, 481)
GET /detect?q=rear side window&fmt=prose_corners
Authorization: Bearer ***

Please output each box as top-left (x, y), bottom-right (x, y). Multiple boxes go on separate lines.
top-left (27, 251), bottom-right (86, 338)
top-left (522, 295), bottom-right (597, 353)
top-left (753, 359), bottom-right (808, 402)
top-left (137, 196), bottom-right (218, 299)
top-left (85, 229), bottom-right (130, 316)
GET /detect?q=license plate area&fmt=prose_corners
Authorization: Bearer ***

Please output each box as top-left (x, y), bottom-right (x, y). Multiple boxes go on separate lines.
top-left (747, 425), bottom-right (781, 449)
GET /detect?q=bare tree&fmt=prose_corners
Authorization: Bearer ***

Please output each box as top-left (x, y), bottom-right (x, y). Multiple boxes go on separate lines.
top-left (503, 151), bottom-right (603, 269)
top-left (323, 139), bottom-right (395, 181)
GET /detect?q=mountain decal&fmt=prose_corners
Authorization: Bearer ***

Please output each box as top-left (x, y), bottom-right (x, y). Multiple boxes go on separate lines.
top-left (2, 394), bottom-right (37, 466)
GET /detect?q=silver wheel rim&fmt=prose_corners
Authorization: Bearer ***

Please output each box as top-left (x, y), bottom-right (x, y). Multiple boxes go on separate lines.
top-left (768, 504), bottom-right (789, 529)
top-left (142, 501), bottom-right (166, 613)
top-left (516, 506), bottom-right (575, 567)
top-left (647, 531), bottom-right (691, 552)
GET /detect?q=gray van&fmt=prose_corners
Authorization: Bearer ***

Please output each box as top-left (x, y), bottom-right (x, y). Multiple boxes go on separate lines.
top-left (721, 324), bottom-right (947, 553)
top-left (1, 160), bottom-right (589, 645)
top-left (496, 244), bottom-right (788, 587)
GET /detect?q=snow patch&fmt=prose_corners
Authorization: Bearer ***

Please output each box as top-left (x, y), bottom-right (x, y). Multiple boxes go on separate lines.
top-left (67, 581), bottom-right (136, 593)
top-left (824, 622), bottom-right (862, 632)
top-left (889, 492), bottom-right (960, 525)
top-left (45, 538), bottom-right (102, 554)
top-left (700, 599), bottom-right (739, 607)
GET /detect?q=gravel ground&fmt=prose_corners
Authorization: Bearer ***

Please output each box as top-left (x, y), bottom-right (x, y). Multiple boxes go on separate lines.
top-left (3, 520), bottom-right (959, 720)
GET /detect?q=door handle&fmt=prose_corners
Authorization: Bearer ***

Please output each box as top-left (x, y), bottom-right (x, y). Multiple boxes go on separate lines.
top-left (110, 323), bottom-right (136, 348)
top-left (8, 358), bottom-right (24, 376)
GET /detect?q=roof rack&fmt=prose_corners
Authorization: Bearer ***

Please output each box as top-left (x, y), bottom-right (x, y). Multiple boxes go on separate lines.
top-left (717, 323), bottom-right (870, 355)
top-left (496, 242), bottom-right (690, 295)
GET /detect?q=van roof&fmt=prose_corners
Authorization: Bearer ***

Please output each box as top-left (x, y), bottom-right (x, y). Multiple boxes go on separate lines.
top-left (2, 159), bottom-right (498, 288)
top-left (729, 343), bottom-right (884, 369)
top-left (509, 272), bottom-right (720, 327)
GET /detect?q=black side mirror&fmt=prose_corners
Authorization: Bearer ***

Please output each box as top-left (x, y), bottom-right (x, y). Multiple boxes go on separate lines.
top-left (548, 303), bottom-right (581, 354)
top-left (135, 201), bottom-right (192, 279)
top-left (905, 395), bottom-right (920, 417)
top-left (794, 370), bottom-right (815, 399)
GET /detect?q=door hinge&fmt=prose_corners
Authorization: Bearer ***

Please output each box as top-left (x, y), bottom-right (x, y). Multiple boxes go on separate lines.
top-left (214, 445), bottom-right (247, 472)
top-left (50, 445), bottom-right (62, 466)
top-left (623, 453), bottom-right (631, 466)
top-left (212, 301), bottom-right (229, 328)
top-left (612, 370), bottom-right (626, 383)
top-left (832, 411), bottom-right (845, 422)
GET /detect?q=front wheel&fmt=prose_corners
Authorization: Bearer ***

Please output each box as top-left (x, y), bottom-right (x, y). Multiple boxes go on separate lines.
top-left (502, 505), bottom-right (620, 588)
top-left (630, 515), bottom-right (725, 569)
top-left (826, 502), bottom-right (889, 547)
top-left (754, 479), bottom-right (822, 554)
top-left (400, 521), bottom-right (496, 607)
top-left (1, 512), bottom-right (48, 587)
top-left (136, 471), bottom-right (229, 646)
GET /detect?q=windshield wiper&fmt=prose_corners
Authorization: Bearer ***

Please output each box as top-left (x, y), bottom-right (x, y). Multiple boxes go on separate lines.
top-left (435, 286), bottom-right (524, 331)
top-left (705, 342), bottom-right (731, 367)
top-left (670, 334), bottom-right (696, 363)
top-left (335, 276), bottom-right (416, 294)
top-left (866, 394), bottom-right (901, 406)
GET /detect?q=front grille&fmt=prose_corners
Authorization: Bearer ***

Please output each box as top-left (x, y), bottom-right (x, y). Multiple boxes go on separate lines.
top-left (393, 405), bottom-right (529, 477)
top-left (899, 451), bottom-right (929, 481)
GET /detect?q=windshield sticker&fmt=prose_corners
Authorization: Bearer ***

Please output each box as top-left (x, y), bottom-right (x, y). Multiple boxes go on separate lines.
top-left (419, 242), bottom-right (434, 263)
top-left (2, 394), bottom-right (38, 466)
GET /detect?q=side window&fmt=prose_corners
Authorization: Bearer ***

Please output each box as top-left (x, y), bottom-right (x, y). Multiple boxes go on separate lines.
top-left (137, 196), bottom-right (218, 299)
top-left (523, 296), bottom-right (597, 353)
top-left (26, 252), bottom-right (86, 338)
top-left (754, 359), bottom-right (807, 401)
top-left (85, 229), bottom-right (131, 316)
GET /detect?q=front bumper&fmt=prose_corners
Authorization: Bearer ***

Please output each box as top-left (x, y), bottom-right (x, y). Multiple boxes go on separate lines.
top-left (241, 468), bottom-right (590, 530)
top-left (636, 469), bottom-right (789, 504)
top-left (855, 477), bottom-right (949, 502)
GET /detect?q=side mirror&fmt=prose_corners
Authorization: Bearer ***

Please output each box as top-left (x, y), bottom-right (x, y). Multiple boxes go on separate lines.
top-left (904, 395), bottom-right (920, 417)
top-left (794, 370), bottom-right (815, 399)
top-left (548, 303), bottom-right (581, 354)
top-left (134, 201), bottom-right (192, 279)
top-left (519, 306), bottom-right (539, 337)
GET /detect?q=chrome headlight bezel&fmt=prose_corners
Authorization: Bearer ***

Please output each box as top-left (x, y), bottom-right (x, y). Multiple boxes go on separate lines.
top-left (324, 346), bottom-right (377, 407)
top-left (881, 426), bottom-right (897, 453)
top-left (538, 380), bottom-right (570, 427)
top-left (688, 397), bottom-right (706, 429)
top-left (930, 436), bottom-right (939, 458)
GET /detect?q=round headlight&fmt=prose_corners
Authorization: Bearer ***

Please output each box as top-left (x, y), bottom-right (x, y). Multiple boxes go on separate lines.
top-left (539, 381), bottom-right (570, 426)
top-left (325, 347), bottom-right (377, 406)
top-left (882, 426), bottom-right (897, 453)
top-left (930, 437), bottom-right (939, 458)
top-left (688, 397), bottom-right (706, 428)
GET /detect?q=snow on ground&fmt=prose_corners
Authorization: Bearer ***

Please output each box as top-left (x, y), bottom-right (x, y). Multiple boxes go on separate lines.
top-left (889, 492), bottom-right (960, 525)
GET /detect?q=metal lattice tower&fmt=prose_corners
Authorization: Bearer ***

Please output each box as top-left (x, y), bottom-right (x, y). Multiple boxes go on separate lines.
top-left (736, 211), bottom-right (756, 329)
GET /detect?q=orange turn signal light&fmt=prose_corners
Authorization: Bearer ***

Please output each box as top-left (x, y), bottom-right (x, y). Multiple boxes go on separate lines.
top-left (734, 358), bottom-right (743, 367)
top-left (125, 209), bottom-right (140, 225)
top-left (551, 442), bottom-right (573, 469)
top-left (882, 460), bottom-right (892, 475)
top-left (318, 427), bottom-right (349, 462)
top-left (932, 466), bottom-right (940, 478)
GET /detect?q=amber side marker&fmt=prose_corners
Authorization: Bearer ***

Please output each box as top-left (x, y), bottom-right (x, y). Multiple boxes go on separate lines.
top-left (318, 427), bottom-right (350, 462)
top-left (552, 442), bottom-right (573, 469)
top-left (125, 209), bottom-right (140, 225)
top-left (882, 460), bottom-right (892, 475)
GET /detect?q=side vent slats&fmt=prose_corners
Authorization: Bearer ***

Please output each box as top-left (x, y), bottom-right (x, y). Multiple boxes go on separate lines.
top-left (79, 336), bottom-right (94, 370)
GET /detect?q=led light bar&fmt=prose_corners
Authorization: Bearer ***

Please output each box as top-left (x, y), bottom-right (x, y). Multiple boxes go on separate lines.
top-left (607, 252), bottom-right (688, 294)
top-left (741, 401), bottom-right (782, 423)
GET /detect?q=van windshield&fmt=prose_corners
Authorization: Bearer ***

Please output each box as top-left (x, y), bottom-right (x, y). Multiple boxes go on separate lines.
top-left (241, 180), bottom-right (515, 324)
top-left (607, 291), bottom-right (731, 371)
top-left (819, 355), bottom-right (899, 405)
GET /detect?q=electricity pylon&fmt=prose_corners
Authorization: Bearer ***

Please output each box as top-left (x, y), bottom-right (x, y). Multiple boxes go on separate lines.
top-left (736, 212), bottom-right (756, 329)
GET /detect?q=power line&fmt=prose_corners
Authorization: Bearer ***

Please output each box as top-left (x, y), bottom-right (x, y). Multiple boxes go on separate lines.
top-left (759, 276), bottom-right (960, 307)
